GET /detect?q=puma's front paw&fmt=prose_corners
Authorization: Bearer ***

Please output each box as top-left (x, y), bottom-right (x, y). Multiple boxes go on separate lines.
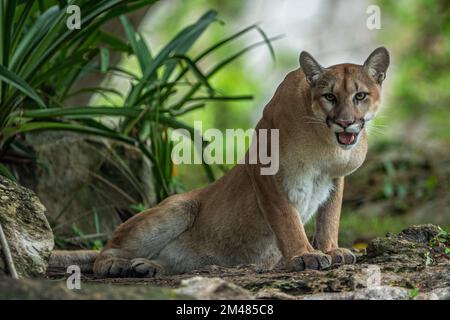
top-left (326, 248), bottom-right (356, 265)
top-left (131, 258), bottom-right (163, 277)
top-left (287, 251), bottom-right (332, 271)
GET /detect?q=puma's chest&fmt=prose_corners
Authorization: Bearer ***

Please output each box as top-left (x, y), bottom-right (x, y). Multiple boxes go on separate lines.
top-left (278, 168), bottom-right (334, 224)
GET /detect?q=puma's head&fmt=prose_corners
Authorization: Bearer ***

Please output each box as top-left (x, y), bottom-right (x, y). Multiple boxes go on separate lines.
top-left (299, 47), bottom-right (390, 150)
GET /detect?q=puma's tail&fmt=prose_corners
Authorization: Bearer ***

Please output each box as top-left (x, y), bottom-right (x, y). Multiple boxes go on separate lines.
top-left (48, 250), bottom-right (99, 273)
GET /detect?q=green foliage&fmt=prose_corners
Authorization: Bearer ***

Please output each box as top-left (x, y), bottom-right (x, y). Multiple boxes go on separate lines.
top-left (54, 224), bottom-right (103, 250)
top-left (422, 227), bottom-right (450, 267)
top-left (130, 203), bottom-right (146, 213)
top-left (378, 156), bottom-right (434, 206)
top-left (55, 207), bottom-right (106, 250)
top-left (109, 12), bottom-right (277, 200)
top-left (429, 227), bottom-right (450, 257)
top-left (377, 0), bottom-right (450, 140)
top-left (0, 1), bottom-right (276, 202)
top-left (429, 228), bottom-right (450, 247)
top-left (0, 0), bottom-right (157, 177)
top-left (408, 287), bottom-right (420, 299)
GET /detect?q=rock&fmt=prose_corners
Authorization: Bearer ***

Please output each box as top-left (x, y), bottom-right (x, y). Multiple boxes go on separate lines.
top-left (12, 132), bottom-right (156, 236)
top-left (175, 276), bottom-right (254, 300)
top-left (364, 224), bottom-right (442, 265)
top-left (299, 286), bottom-right (409, 300)
top-left (353, 286), bottom-right (409, 300)
top-left (254, 288), bottom-right (297, 300)
top-left (0, 275), bottom-right (189, 300)
top-left (398, 224), bottom-right (441, 243)
top-left (417, 287), bottom-right (450, 300)
top-left (0, 176), bottom-right (54, 277)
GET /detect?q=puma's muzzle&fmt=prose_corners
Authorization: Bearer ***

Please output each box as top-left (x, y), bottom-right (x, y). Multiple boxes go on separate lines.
top-left (326, 117), bottom-right (365, 148)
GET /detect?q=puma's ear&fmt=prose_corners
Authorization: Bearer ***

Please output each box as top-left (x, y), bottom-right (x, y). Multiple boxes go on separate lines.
top-left (363, 47), bottom-right (390, 84)
top-left (299, 51), bottom-right (323, 86)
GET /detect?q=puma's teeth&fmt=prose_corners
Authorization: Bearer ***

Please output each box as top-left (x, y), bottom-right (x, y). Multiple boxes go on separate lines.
top-left (337, 132), bottom-right (356, 145)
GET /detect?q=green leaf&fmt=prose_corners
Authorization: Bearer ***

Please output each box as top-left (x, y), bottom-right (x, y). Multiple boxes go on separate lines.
top-left (2, 0), bottom-right (17, 69)
top-left (91, 240), bottom-right (103, 251)
top-left (256, 26), bottom-right (277, 62)
top-left (66, 87), bottom-right (123, 100)
top-left (170, 54), bottom-right (214, 94)
top-left (98, 31), bottom-right (131, 53)
top-left (169, 35), bottom-right (282, 111)
top-left (9, 5), bottom-right (60, 73)
top-left (2, 121), bottom-right (136, 146)
top-left (11, 1), bottom-right (34, 52)
top-left (93, 208), bottom-right (101, 234)
top-left (207, 35), bottom-right (283, 78)
top-left (408, 287), bottom-right (419, 299)
top-left (125, 9), bottom-right (218, 108)
top-left (100, 47), bottom-right (110, 73)
top-left (120, 15), bottom-right (152, 73)
top-left (0, 64), bottom-right (46, 107)
top-left (130, 203), bottom-right (146, 213)
top-left (160, 10), bottom-right (218, 83)
top-left (195, 24), bottom-right (259, 61)
top-left (15, 106), bottom-right (140, 119)
top-left (160, 23), bottom-right (276, 104)
top-left (0, 163), bottom-right (16, 181)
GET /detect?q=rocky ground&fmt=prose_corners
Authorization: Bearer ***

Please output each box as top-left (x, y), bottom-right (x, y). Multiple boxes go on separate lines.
top-left (2, 224), bottom-right (448, 300)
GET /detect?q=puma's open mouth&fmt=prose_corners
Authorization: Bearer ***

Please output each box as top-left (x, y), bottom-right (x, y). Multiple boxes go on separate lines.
top-left (336, 132), bottom-right (358, 146)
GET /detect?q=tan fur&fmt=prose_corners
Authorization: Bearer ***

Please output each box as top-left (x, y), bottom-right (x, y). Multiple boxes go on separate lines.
top-left (49, 250), bottom-right (99, 273)
top-left (54, 48), bottom-right (389, 277)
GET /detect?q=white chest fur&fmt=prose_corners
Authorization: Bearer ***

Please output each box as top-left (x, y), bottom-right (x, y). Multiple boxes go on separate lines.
top-left (279, 167), bottom-right (334, 224)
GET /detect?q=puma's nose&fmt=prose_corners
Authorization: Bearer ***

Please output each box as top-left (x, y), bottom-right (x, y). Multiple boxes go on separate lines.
top-left (335, 119), bottom-right (354, 128)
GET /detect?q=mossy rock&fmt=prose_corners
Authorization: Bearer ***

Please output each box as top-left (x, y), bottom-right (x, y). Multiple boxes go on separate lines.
top-left (0, 176), bottom-right (54, 277)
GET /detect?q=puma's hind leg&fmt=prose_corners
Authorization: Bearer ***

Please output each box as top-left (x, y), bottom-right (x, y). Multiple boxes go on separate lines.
top-left (93, 198), bottom-right (199, 277)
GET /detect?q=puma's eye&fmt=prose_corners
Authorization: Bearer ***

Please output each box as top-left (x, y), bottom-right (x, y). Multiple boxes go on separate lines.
top-left (323, 93), bottom-right (336, 102)
top-left (355, 92), bottom-right (368, 101)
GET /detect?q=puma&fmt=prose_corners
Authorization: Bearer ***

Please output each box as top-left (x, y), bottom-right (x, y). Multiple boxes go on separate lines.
top-left (50, 47), bottom-right (390, 277)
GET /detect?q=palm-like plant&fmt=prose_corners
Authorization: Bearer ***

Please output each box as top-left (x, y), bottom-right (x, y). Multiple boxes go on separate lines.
top-left (0, 0), bottom-right (157, 175)
top-left (0, 1), bottom-right (279, 201)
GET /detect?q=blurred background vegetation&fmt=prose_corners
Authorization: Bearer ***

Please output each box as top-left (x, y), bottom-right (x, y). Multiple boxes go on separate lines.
top-left (0, 0), bottom-right (449, 250)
